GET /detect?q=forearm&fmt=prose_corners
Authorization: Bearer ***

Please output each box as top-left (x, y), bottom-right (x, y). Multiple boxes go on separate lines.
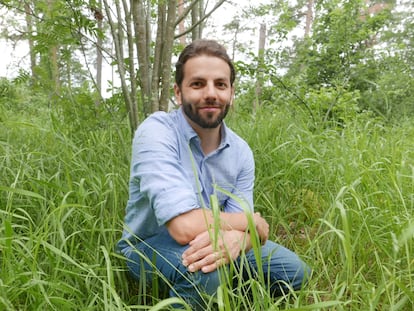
top-left (167, 208), bottom-right (252, 245)
top-left (182, 229), bottom-right (253, 273)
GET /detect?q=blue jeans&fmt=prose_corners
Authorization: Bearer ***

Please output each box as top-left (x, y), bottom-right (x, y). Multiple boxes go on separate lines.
top-left (122, 227), bottom-right (311, 309)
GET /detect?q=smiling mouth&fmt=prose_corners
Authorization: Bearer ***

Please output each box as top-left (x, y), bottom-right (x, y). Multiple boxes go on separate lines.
top-left (199, 107), bottom-right (221, 114)
top-left (200, 106), bottom-right (220, 109)
top-left (199, 104), bottom-right (221, 109)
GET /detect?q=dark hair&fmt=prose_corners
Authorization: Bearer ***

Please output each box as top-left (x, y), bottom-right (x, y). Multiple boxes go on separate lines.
top-left (175, 39), bottom-right (236, 87)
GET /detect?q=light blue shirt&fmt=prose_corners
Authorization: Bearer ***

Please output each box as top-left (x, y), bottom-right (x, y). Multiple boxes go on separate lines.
top-left (118, 107), bottom-right (255, 252)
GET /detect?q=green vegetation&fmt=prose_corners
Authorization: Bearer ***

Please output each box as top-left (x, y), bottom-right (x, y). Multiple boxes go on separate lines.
top-left (1, 0), bottom-right (413, 308)
top-left (1, 88), bottom-right (413, 310)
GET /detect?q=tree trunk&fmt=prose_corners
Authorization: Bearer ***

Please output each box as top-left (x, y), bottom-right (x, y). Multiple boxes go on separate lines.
top-left (46, 0), bottom-right (60, 95)
top-left (254, 23), bottom-right (266, 112)
top-left (24, 2), bottom-right (36, 83)
top-left (304, 0), bottom-right (313, 37)
top-left (191, 0), bottom-right (204, 40)
top-left (179, 0), bottom-right (224, 40)
top-left (178, 0), bottom-right (186, 45)
top-left (151, 2), bottom-right (166, 112)
top-left (159, 0), bottom-right (177, 111)
top-left (104, 0), bottom-right (137, 134)
top-left (122, 0), bottom-right (138, 123)
top-left (95, 0), bottom-right (104, 106)
top-left (133, 0), bottom-right (152, 116)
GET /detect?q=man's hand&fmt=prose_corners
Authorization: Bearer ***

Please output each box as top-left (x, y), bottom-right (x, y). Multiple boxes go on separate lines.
top-left (253, 212), bottom-right (269, 245)
top-left (182, 230), bottom-right (248, 273)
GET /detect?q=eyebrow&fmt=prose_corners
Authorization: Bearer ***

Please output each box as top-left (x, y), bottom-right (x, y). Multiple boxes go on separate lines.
top-left (188, 76), bottom-right (229, 82)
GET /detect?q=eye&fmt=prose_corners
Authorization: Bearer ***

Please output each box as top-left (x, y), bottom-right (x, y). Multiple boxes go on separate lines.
top-left (216, 81), bottom-right (228, 89)
top-left (190, 81), bottom-right (204, 88)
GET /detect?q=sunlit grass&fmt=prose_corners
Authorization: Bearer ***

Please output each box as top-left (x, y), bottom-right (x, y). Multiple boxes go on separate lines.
top-left (1, 104), bottom-right (413, 310)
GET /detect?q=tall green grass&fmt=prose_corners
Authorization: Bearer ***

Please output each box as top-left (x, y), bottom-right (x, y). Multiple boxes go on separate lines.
top-left (1, 102), bottom-right (413, 310)
top-left (228, 104), bottom-right (414, 310)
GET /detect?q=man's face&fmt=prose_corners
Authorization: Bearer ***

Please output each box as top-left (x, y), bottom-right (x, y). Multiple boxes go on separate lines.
top-left (174, 55), bottom-right (234, 129)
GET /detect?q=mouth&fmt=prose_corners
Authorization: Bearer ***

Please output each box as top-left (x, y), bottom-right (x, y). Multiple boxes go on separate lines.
top-left (198, 107), bottom-right (221, 115)
top-left (199, 103), bottom-right (221, 110)
top-left (200, 106), bottom-right (220, 110)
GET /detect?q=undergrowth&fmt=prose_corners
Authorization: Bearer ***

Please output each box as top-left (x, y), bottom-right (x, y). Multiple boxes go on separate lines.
top-left (1, 100), bottom-right (413, 310)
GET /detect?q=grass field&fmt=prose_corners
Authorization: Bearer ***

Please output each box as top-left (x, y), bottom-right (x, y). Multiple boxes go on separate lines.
top-left (1, 102), bottom-right (413, 310)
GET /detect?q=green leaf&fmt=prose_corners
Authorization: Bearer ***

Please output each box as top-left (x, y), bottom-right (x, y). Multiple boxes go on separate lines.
top-left (0, 186), bottom-right (46, 200)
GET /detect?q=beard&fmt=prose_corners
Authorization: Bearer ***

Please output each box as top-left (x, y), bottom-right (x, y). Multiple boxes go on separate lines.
top-left (181, 97), bottom-right (231, 129)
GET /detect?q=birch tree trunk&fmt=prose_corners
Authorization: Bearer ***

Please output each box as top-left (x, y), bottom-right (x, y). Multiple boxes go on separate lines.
top-left (158, 0), bottom-right (176, 111)
top-left (304, 0), bottom-right (313, 37)
top-left (132, 0), bottom-right (151, 116)
top-left (103, 0), bottom-right (138, 134)
top-left (94, 1), bottom-right (104, 106)
top-left (24, 2), bottom-right (36, 83)
top-left (122, 0), bottom-right (139, 125)
top-left (191, 0), bottom-right (201, 40)
top-left (178, 0), bottom-right (186, 45)
top-left (150, 3), bottom-right (165, 113)
top-left (46, 0), bottom-right (60, 95)
top-left (254, 23), bottom-right (266, 112)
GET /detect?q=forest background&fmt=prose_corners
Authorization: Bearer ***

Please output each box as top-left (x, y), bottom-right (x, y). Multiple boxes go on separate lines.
top-left (0, 0), bottom-right (413, 310)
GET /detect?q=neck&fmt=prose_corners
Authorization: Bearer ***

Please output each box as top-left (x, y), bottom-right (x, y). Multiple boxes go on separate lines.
top-left (189, 120), bottom-right (222, 155)
top-left (200, 127), bottom-right (221, 155)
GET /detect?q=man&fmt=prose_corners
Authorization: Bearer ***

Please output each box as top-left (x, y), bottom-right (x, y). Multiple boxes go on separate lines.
top-left (118, 39), bottom-right (310, 309)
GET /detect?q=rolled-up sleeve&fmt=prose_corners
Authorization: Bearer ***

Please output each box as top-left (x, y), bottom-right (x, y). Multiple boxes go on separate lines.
top-left (131, 116), bottom-right (199, 226)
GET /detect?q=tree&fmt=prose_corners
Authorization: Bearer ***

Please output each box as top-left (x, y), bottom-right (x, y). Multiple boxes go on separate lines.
top-left (0, 0), bottom-right (101, 95)
top-left (102, 0), bottom-right (226, 134)
top-left (0, 0), bottom-right (227, 135)
top-left (356, 0), bottom-right (414, 118)
top-left (292, 0), bottom-right (395, 87)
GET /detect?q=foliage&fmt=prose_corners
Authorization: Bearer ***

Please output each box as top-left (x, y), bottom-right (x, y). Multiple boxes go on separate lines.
top-left (0, 78), bottom-right (18, 107)
top-left (232, 0), bottom-right (413, 123)
top-left (0, 77), bottom-right (52, 126)
top-left (32, 0), bottom-right (100, 91)
top-left (354, 54), bottom-right (414, 119)
top-left (1, 0), bottom-right (413, 130)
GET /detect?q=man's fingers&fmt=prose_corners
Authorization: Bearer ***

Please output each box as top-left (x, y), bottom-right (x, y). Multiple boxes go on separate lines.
top-left (184, 230), bottom-right (245, 273)
top-left (187, 252), bottom-right (228, 273)
top-left (201, 257), bottom-right (227, 273)
top-left (182, 231), bottom-right (212, 259)
top-left (182, 244), bottom-right (213, 267)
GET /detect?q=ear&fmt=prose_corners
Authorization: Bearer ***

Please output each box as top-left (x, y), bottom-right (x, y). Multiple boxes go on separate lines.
top-left (174, 84), bottom-right (182, 105)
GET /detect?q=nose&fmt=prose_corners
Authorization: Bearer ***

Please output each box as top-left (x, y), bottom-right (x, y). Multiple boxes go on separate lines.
top-left (203, 82), bottom-right (217, 100)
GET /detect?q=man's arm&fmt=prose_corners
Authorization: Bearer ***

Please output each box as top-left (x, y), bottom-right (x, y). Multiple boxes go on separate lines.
top-left (182, 229), bottom-right (253, 273)
top-left (166, 208), bottom-right (269, 245)
top-left (179, 211), bottom-right (269, 273)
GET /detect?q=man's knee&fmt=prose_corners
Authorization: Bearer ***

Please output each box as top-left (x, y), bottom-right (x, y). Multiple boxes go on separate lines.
top-left (250, 241), bottom-right (311, 294)
top-left (170, 269), bottom-right (222, 310)
top-left (176, 268), bottom-right (222, 295)
top-left (290, 260), bottom-right (312, 290)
